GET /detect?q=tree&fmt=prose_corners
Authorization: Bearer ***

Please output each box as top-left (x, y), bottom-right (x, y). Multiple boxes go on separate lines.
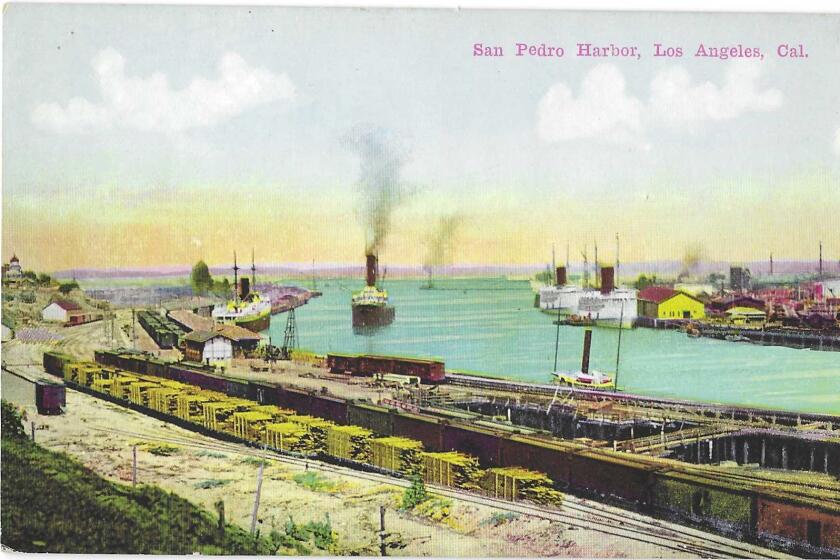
top-left (58, 281), bottom-right (79, 294)
top-left (191, 261), bottom-right (213, 295)
top-left (22, 270), bottom-right (37, 281)
top-left (401, 475), bottom-right (428, 510)
top-left (37, 273), bottom-right (52, 285)
top-left (634, 274), bottom-right (658, 290)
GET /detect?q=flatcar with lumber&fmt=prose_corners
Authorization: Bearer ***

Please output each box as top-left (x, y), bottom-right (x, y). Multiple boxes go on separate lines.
top-left (40, 349), bottom-right (840, 557)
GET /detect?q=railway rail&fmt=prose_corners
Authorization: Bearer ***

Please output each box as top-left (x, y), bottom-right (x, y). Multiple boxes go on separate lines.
top-left (445, 373), bottom-right (840, 430)
top-left (85, 420), bottom-right (789, 559)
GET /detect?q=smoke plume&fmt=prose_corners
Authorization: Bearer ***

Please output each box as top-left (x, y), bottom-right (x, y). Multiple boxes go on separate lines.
top-left (423, 214), bottom-right (463, 270)
top-left (678, 243), bottom-right (706, 280)
top-left (345, 127), bottom-right (412, 256)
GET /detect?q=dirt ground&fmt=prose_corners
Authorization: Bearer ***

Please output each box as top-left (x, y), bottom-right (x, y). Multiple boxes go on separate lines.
top-left (10, 385), bottom-right (690, 558)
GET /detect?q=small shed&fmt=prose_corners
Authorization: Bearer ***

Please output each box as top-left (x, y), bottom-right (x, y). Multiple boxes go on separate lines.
top-left (41, 299), bottom-right (82, 323)
top-left (725, 306), bottom-right (767, 325)
top-left (183, 324), bottom-right (262, 363)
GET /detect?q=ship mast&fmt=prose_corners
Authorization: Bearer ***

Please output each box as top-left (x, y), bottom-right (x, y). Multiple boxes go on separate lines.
top-left (233, 251), bottom-right (240, 304)
top-left (615, 233), bottom-right (620, 287)
top-left (251, 248), bottom-right (257, 289)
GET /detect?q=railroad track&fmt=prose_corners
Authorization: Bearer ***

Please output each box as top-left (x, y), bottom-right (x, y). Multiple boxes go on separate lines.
top-left (84, 421), bottom-right (788, 559)
top-left (445, 373), bottom-right (840, 429)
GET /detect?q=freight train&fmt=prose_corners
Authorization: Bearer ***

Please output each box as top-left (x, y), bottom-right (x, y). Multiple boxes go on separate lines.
top-left (43, 349), bottom-right (840, 557)
top-left (137, 310), bottom-right (186, 349)
top-left (326, 353), bottom-right (445, 383)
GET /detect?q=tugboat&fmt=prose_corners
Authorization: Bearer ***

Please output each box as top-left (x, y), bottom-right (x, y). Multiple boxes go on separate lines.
top-left (212, 252), bottom-right (271, 333)
top-left (552, 329), bottom-right (615, 389)
top-left (351, 254), bottom-right (395, 329)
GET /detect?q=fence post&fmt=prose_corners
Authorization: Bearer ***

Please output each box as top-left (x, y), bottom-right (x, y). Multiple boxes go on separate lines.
top-left (379, 505), bottom-right (387, 556)
top-left (30, 421), bottom-right (35, 442)
top-left (132, 445), bottom-right (137, 486)
top-left (250, 461), bottom-right (265, 535)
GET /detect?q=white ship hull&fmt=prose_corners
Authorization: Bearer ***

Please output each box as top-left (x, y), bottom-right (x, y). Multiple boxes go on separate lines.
top-left (539, 285), bottom-right (637, 328)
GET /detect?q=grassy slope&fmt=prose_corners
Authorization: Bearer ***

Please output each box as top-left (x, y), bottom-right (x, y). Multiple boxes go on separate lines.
top-left (1, 407), bottom-right (272, 553)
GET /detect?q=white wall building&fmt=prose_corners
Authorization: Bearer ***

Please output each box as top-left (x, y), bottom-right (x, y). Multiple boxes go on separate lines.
top-left (41, 300), bottom-right (81, 323)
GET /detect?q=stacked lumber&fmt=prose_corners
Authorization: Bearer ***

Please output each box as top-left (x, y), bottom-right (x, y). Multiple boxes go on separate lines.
top-left (265, 422), bottom-right (308, 452)
top-left (371, 437), bottom-right (424, 475)
top-left (287, 415), bottom-right (334, 453)
top-left (148, 387), bottom-right (181, 415)
top-left (128, 381), bottom-right (160, 406)
top-left (326, 425), bottom-right (373, 462)
top-left (91, 378), bottom-right (113, 395)
top-left (176, 391), bottom-right (224, 423)
top-left (233, 410), bottom-right (275, 442)
top-left (481, 467), bottom-right (563, 506)
top-left (421, 451), bottom-right (483, 490)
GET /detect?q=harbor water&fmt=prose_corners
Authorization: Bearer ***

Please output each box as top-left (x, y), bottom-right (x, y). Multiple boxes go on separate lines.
top-left (266, 278), bottom-right (840, 415)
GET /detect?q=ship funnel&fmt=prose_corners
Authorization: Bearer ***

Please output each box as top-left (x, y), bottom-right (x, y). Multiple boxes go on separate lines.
top-left (581, 329), bottom-right (592, 374)
top-left (366, 254), bottom-right (378, 287)
top-left (600, 266), bottom-right (615, 294)
top-left (239, 277), bottom-right (250, 299)
top-left (555, 266), bottom-right (567, 286)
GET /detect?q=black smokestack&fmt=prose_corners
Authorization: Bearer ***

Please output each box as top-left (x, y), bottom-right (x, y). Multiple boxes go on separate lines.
top-left (555, 266), bottom-right (567, 286)
top-left (581, 329), bottom-right (592, 374)
top-left (600, 266), bottom-right (615, 294)
top-left (239, 277), bottom-right (250, 299)
top-left (366, 254), bottom-right (378, 287)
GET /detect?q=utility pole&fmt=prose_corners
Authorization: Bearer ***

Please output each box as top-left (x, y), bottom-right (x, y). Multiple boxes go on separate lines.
top-left (551, 244), bottom-right (556, 273)
top-left (379, 505), bottom-right (387, 556)
top-left (614, 301), bottom-right (624, 392)
top-left (132, 445), bottom-right (137, 486)
top-left (131, 308), bottom-right (137, 350)
top-left (770, 253), bottom-right (774, 275)
top-left (250, 446), bottom-right (267, 535)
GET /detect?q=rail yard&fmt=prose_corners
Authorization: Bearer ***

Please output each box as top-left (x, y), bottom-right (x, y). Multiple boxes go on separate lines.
top-left (7, 343), bottom-right (829, 558)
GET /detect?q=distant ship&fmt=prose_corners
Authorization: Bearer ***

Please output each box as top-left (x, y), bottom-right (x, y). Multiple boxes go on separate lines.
top-left (352, 254), bottom-right (395, 328)
top-left (538, 266), bottom-right (637, 328)
top-left (212, 252), bottom-right (271, 333)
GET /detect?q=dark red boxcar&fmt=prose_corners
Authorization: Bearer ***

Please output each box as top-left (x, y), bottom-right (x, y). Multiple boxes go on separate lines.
top-left (35, 381), bottom-right (65, 415)
top-left (441, 423), bottom-right (503, 466)
top-left (392, 411), bottom-right (444, 451)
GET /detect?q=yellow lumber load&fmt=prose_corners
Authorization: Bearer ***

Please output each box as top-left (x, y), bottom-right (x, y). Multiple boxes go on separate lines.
top-left (110, 374), bottom-right (140, 400)
top-left (250, 405), bottom-right (296, 421)
top-left (79, 366), bottom-right (117, 387)
top-left (128, 380), bottom-right (161, 406)
top-left (148, 387), bottom-right (181, 415)
top-left (480, 467), bottom-right (564, 506)
top-left (290, 349), bottom-right (326, 368)
top-left (326, 425), bottom-right (373, 462)
top-left (202, 398), bottom-right (254, 433)
top-left (265, 422), bottom-right (308, 453)
top-left (421, 451), bottom-right (483, 490)
top-left (233, 410), bottom-right (275, 442)
top-left (92, 378), bottom-right (113, 395)
top-left (371, 436), bottom-right (424, 475)
top-left (63, 362), bottom-right (100, 384)
top-left (286, 415), bottom-right (334, 453)
top-left (176, 391), bottom-right (224, 423)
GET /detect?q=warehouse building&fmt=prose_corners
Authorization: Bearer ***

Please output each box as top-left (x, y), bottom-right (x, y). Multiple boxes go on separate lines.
top-left (638, 287), bottom-right (706, 320)
top-left (41, 299), bottom-right (82, 323)
top-left (183, 325), bottom-right (262, 364)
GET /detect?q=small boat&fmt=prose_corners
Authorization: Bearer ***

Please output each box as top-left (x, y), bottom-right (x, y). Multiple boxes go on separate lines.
top-left (551, 328), bottom-right (616, 390)
top-left (724, 334), bottom-right (751, 343)
top-left (552, 368), bottom-right (615, 389)
top-left (554, 314), bottom-right (595, 327)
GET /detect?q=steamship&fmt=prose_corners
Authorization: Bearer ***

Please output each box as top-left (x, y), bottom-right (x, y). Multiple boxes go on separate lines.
top-left (212, 253), bottom-right (271, 333)
top-left (352, 254), bottom-right (395, 328)
top-left (539, 266), bottom-right (637, 328)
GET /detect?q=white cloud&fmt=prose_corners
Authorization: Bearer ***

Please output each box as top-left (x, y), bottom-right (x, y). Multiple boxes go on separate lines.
top-left (649, 61), bottom-right (783, 126)
top-left (537, 64), bottom-right (643, 142)
top-left (32, 48), bottom-right (295, 134)
top-left (537, 60), bottom-right (783, 143)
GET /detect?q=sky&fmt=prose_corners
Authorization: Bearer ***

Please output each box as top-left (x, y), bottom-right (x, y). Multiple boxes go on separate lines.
top-left (3, 5), bottom-right (840, 272)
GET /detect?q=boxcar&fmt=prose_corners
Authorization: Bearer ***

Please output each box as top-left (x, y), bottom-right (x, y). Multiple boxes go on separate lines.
top-left (441, 423), bottom-right (503, 467)
top-left (756, 493), bottom-right (840, 555)
top-left (327, 353), bottom-right (445, 383)
top-left (35, 381), bottom-right (65, 415)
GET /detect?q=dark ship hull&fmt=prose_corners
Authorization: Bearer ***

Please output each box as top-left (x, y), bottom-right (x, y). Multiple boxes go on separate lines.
top-left (352, 304), bottom-right (395, 328)
top-left (236, 313), bottom-right (270, 333)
